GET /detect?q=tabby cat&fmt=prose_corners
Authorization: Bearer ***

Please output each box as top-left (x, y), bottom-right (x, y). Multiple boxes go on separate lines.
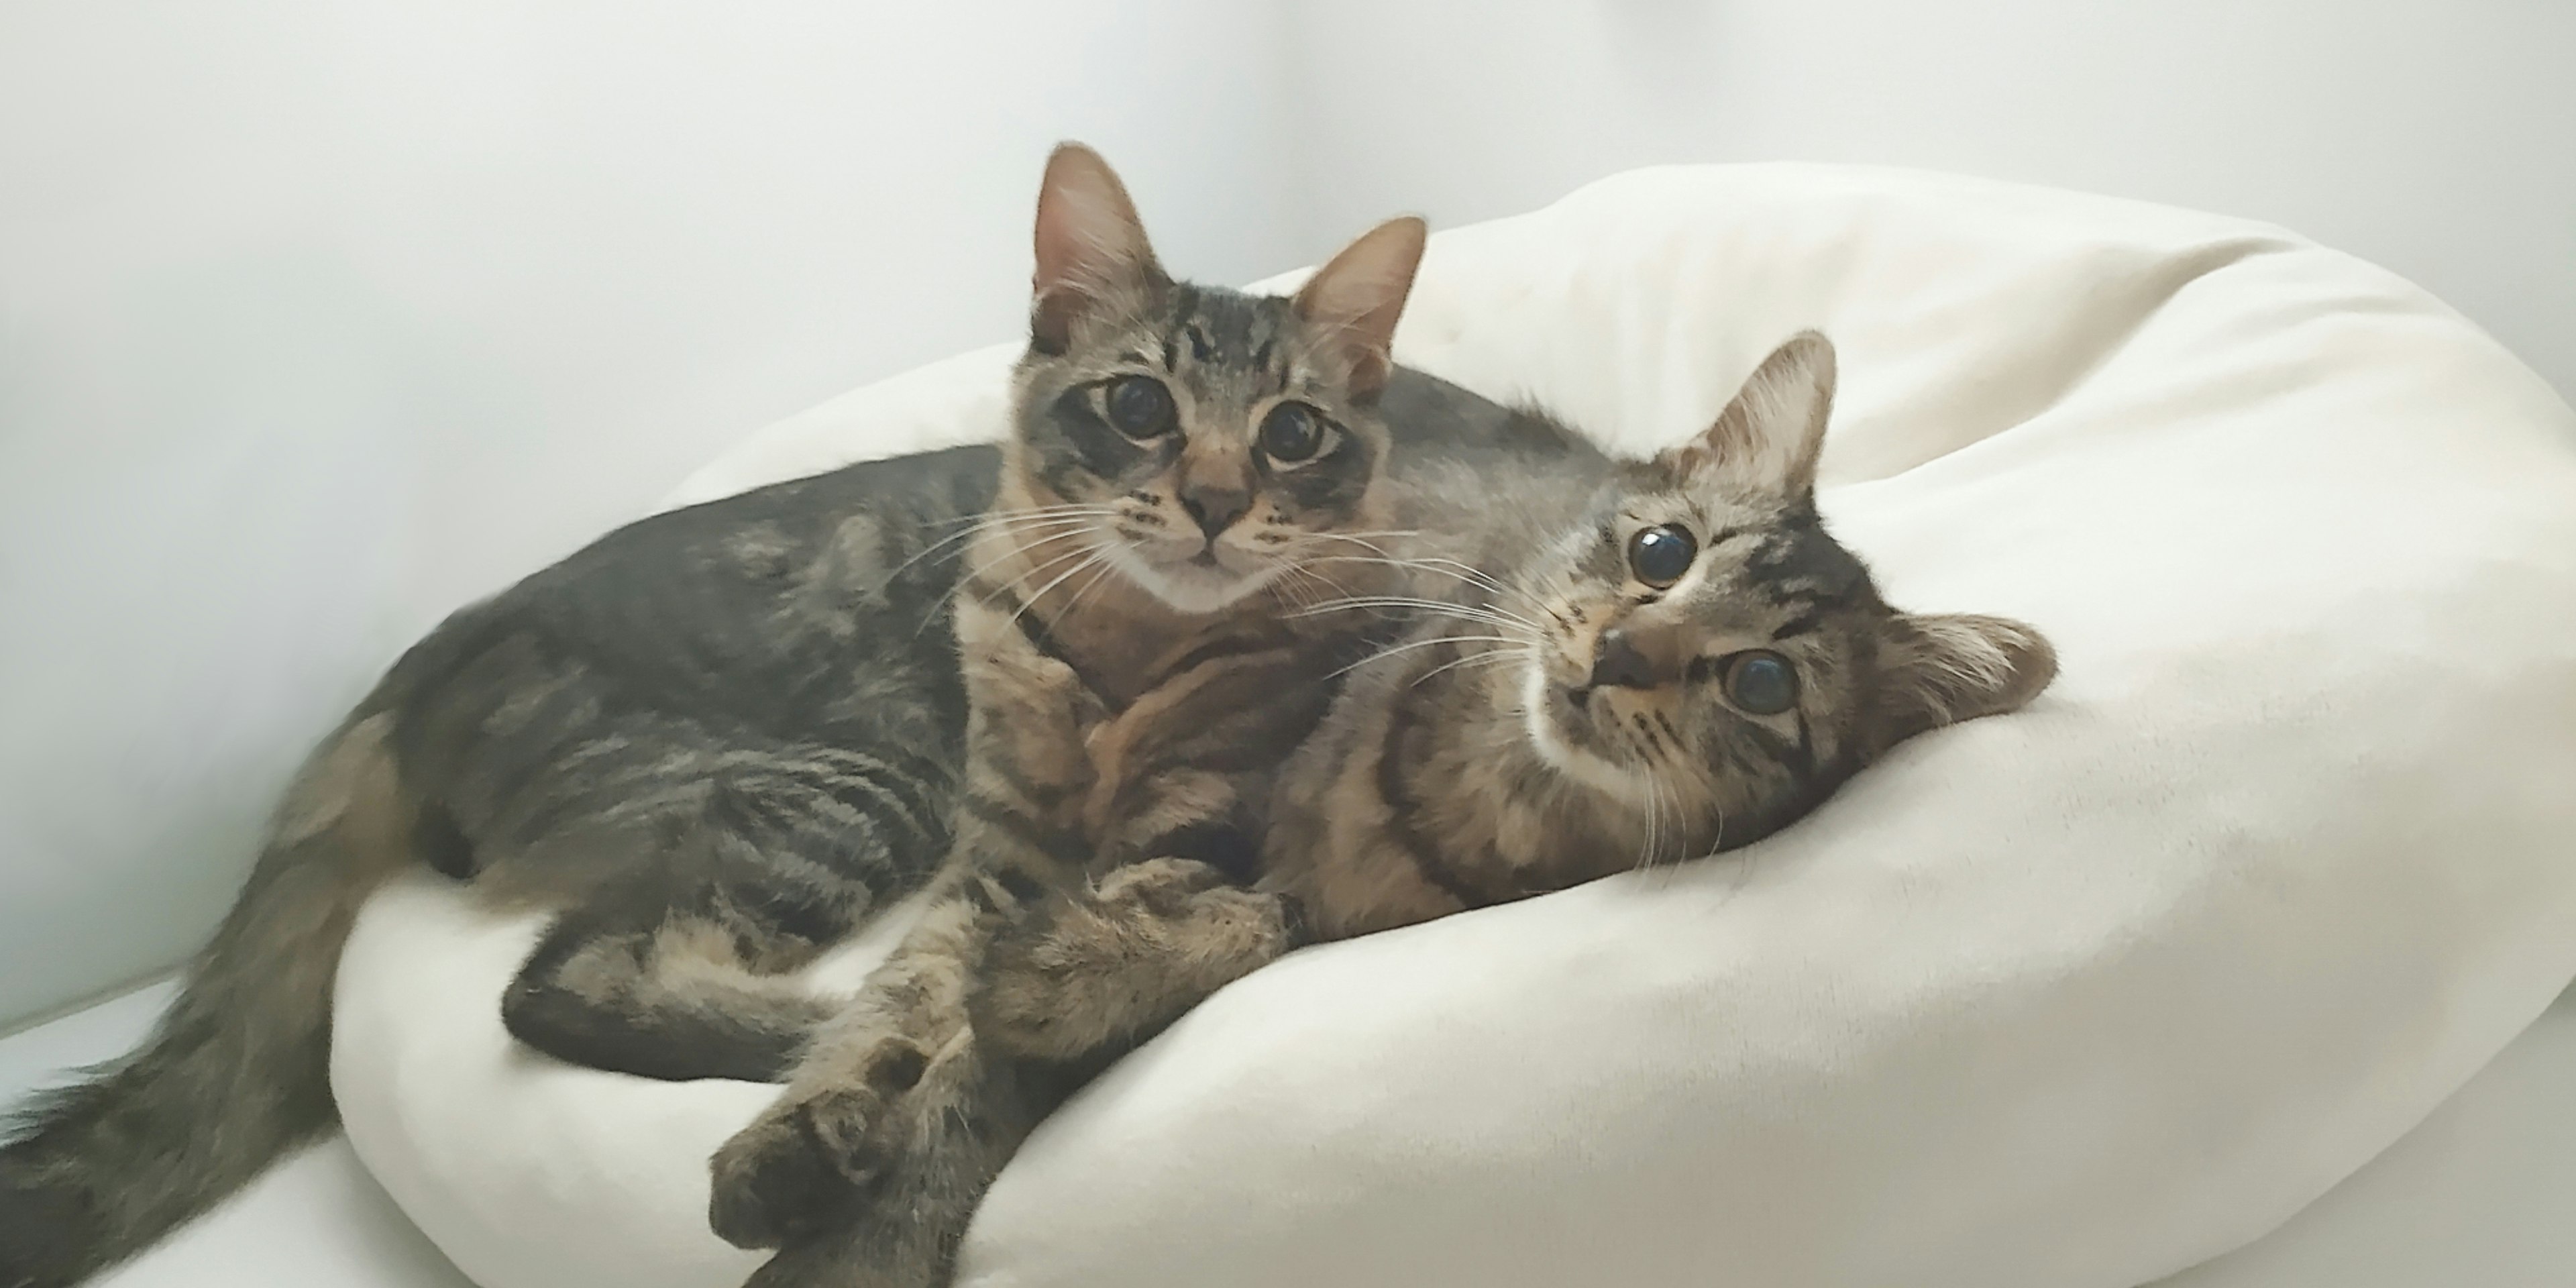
top-left (694, 146), bottom-right (1608, 1285)
top-left (0, 146), bottom-right (1564, 1288)
top-left (731, 333), bottom-right (2057, 1287)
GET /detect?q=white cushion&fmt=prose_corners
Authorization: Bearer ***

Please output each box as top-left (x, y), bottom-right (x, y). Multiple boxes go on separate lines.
top-left (331, 162), bottom-right (2576, 1288)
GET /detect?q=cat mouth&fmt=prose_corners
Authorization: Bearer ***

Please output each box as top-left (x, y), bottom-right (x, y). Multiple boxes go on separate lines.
top-left (1109, 540), bottom-right (1283, 614)
top-left (1521, 669), bottom-right (1664, 808)
top-left (1545, 683), bottom-right (1622, 756)
top-left (1147, 541), bottom-right (1263, 584)
top-left (1524, 666), bottom-right (1637, 769)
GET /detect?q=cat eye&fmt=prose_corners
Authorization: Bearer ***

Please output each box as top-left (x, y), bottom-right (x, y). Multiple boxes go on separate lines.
top-left (1722, 650), bottom-right (1799, 716)
top-left (1104, 376), bottom-right (1176, 439)
top-left (1625, 523), bottom-right (1698, 588)
top-left (1258, 401), bottom-right (1330, 464)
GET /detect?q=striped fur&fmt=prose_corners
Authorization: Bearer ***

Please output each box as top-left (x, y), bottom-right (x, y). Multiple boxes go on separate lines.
top-left (807, 336), bottom-right (2061, 1288)
top-left (0, 436), bottom-right (1002, 1286)
top-left (1, 141), bottom-right (1552, 1288)
top-left (994, 337), bottom-right (2053, 1000)
top-left (700, 146), bottom-right (1595, 1285)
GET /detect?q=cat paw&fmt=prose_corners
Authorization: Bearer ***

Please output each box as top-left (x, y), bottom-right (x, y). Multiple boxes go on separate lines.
top-left (1092, 856), bottom-right (1228, 914)
top-left (705, 1040), bottom-right (929, 1250)
top-left (1116, 858), bottom-right (1299, 956)
top-left (973, 862), bottom-right (1299, 1063)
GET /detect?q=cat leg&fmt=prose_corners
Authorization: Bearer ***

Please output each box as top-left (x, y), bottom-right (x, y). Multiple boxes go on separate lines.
top-left (707, 603), bottom-right (1107, 1246)
top-left (972, 856), bottom-right (1303, 1062)
top-left (718, 863), bottom-right (1297, 1284)
top-left (501, 874), bottom-right (848, 1083)
top-left (706, 881), bottom-right (995, 1248)
top-left (732, 1034), bottom-right (1057, 1288)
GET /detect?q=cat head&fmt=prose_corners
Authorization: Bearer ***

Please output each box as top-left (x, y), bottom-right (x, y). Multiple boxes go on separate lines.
top-left (1513, 332), bottom-right (2056, 851)
top-left (1005, 144), bottom-right (1427, 614)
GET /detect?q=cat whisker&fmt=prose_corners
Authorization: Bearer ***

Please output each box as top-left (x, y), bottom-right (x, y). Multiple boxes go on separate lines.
top-left (1646, 774), bottom-right (1686, 878)
top-left (977, 536), bottom-right (1110, 604)
top-left (1293, 528), bottom-right (1426, 545)
top-left (911, 533), bottom-right (1110, 639)
top-left (1270, 557), bottom-right (1380, 618)
top-left (1003, 523), bottom-right (1114, 561)
top-left (916, 504), bottom-right (1118, 551)
top-left (1293, 589), bottom-right (1536, 621)
top-left (1294, 594), bottom-right (1545, 637)
top-left (925, 502), bottom-right (1122, 529)
top-left (1331, 633), bottom-right (1527, 680)
top-left (1287, 531), bottom-right (1518, 597)
top-left (1266, 564), bottom-right (1338, 614)
top-left (1409, 643), bottom-right (1536, 689)
top-left (1293, 559), bottom-right (1368, 596)
top-left (1720, 818), bottom-right (1758, 898)
top-left (1296, 551), bottom-right (1552, 621)
top-left (884, 509), bottom-right (1112, 582)
top-left (1650, 775), bottom-right (1668, 872)
top-left (1007, 546), bottom-right (1118, 629)
top-left (1046, 559), bottom-right (1122, 629)
top-left (1627, 771), bottom-right (1660, 877)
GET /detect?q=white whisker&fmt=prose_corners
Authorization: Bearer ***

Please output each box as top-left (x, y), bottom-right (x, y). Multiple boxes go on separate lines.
top-left (924, 502), bottom-right (1122, 530)
top-left (885, 508), bottom-right (1114, 582)
top-left (1409, 643), bottom-right (1536, 688)
top-left (1046, 559), bottom-right (1122, 629)
top-left (1332, 633), bottom-right (1525, 680)
top-left (1296, 551), bottom-right (1550, 619)
top-left (977, 537), bottom-right (1108, 603)
top-left (1294, 593), bottom-right (1544, 636)
top-left (1008, 547), bottom-right (1117, 628)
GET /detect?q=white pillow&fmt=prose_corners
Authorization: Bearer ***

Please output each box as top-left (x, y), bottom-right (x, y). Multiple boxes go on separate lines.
top-left (332, 163), bottom-right (2576, 1288)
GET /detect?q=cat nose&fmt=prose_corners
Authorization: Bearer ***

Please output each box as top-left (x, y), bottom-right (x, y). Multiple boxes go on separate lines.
top-left (1588, 628), bottom-right (1661, 690)
top-left (1179, 484), bottom-right (1249, 539)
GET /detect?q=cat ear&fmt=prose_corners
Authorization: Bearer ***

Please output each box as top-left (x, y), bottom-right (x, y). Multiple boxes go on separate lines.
top-left (1864, 612), bottom-right (2057, 757)
top-left (1664, 330), bottom-right (1836, 498)
top-left (1293, 216), bottom-right (1427, 401)
top-left (1030, 143), bottom-right (1167, 354)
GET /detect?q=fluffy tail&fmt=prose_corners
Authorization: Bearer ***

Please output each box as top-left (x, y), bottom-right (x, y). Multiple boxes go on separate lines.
top-left (1, 713), bottom-right (411, 1287)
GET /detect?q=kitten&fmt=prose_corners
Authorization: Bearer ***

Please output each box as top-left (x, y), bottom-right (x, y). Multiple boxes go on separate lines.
top-left (918, 335), bottom-right (2057, 1274)
top-left (1263, 332), bottom-right (2056, 935)
top-left (0, 145), bottom-right (1552, 1288)
top-left (695, 148), bottom-right (1607, 1287)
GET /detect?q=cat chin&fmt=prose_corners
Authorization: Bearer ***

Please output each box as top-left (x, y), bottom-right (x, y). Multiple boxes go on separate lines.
top-left (1104, 545), bottom-right (1285, 616)
top-left (1517, 663), bottom-right (1660, 808)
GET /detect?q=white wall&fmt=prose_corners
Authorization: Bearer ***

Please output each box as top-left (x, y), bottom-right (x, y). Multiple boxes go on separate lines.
top-left (6, 0), bottom-right (2570, 1030)
top-left (1287, 0), bottom-right (2576, 399)
top-left (0, 1), bottom-right (1301, 1028)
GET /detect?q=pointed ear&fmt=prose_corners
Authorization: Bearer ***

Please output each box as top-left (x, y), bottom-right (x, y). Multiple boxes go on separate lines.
top-left (1030, 143), bottom-right (1166, 354)
top-left (1293, 216), bottom-right (1426, 401)
top-left (1662, 330), bottom-right (1836, 497)
top-left (1865, 612), bottom-right (2057, 757)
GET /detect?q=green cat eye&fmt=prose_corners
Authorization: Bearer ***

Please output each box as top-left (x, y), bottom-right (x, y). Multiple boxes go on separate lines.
top-left (1723, 650), bottom-right (1799, 716)
top-left (1626, 523), bottom-right (1698, 588)
top-left (1104, 375), bottom-right (1175, 438)
top-left (1258, 401), bottom-right (1327, 463)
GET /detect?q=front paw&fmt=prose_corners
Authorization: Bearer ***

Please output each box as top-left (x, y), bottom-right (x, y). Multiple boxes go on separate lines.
top-left (1092, 856), bottom-right (1228, 913)
top-left (706, 1042), bottom-right (928, 1249)
top-left (1106, 858), bottom-right (1300, 960)
top-left (708, 1091), bottom-right (874, 1250)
